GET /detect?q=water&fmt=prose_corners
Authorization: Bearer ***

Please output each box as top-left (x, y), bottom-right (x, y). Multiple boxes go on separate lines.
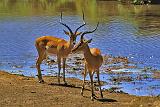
top-left (0, 0), bottom-right (160, 96)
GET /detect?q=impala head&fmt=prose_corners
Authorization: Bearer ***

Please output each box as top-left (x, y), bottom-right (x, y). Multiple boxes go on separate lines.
top-left (59, 12), bottom-right (86, 45)
top-left (72, 22), bottom-right (99, 53)
top-left (72, 38), bottom-right (92, 53)
top-left (63, 30), bottom-right (82, 45)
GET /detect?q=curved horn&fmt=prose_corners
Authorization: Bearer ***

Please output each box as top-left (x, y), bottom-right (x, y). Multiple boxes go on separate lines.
top-left (81, 22), bottom-right (99, 41)
top-left (75, 11), bottom-right (86, 34)
top-left (59, 12), bottom-right (73, 34)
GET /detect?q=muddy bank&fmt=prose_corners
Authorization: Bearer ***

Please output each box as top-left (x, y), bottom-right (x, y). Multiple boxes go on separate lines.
top-left (0, 71), bottom-right (160, 107)
top-left (1, 53), bottom-right (160, 96)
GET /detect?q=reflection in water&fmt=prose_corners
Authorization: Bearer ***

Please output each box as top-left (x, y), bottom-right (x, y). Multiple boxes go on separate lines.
top-left (0, 0), bottom-right (160, 96)
top-left (0, 0), bottom-right (159, 34)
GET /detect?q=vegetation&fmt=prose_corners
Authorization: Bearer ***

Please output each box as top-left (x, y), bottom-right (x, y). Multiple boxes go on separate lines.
top-left (0, 0), bottom-right (159, 34)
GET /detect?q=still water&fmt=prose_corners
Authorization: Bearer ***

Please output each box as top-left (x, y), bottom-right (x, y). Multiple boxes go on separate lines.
top-left (0, 0), bottom-right (160, 96)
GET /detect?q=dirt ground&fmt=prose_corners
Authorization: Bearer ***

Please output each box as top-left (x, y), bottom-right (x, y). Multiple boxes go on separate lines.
top-left (0, 71), bottom-right (160, 107)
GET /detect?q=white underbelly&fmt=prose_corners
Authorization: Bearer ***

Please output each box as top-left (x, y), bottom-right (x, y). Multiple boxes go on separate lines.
top-left (45, 51), bottom-right (57, 57)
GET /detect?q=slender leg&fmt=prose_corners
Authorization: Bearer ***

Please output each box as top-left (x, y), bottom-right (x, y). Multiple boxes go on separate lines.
top-left (57, 57), bottom-right (61, 84)
top-left (81, 64), bottom-right (87, 96)
top-left (97, 69), bottom-right (103, 98)
top-left (63, 58), bottom-right (67, 85)
top-left (36, 52), bottom-right (46, 83)
top-left (89, 71), bottom-right (95, 101)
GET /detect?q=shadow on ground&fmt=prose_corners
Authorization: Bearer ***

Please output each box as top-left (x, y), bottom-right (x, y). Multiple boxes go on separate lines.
top-left (96, 98), bottom-right (117, 102)
top-left (48, 82), bottom-right (82, 89)
top-left (48, 82), bottom-right (117, 102)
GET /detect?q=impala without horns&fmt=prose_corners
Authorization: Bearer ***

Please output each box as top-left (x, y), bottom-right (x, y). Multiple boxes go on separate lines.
top-left (35, 12), bottom-right (86, 83)
top-left (72, 22), bottom-right (104, 100)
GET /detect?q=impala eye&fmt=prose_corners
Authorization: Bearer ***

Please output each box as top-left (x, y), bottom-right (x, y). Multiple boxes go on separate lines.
top-left (79, 43), bottom-right (83, 46)
top-left (73, 42), bottom-right (76, 45)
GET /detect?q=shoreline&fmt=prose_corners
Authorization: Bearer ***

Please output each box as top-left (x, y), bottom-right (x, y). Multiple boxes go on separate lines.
top-left (0, 70), bottom-right (160, 107)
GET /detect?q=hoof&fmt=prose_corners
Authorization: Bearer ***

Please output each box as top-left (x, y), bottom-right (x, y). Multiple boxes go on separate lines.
top-left (39, 79), bottom-right (44, 83)
top-left (64, 82), bottom-right (68, 86)
top-left (101, 94), bottom-right (103, 98)
top-left (58, 79), bottom-right (60, 84)
top-left (91, 96), bottom-right (95, 101)
top-left (91, 93), bottom-right (97, 100)
top-left (80, 91), bottom-right (83, 96)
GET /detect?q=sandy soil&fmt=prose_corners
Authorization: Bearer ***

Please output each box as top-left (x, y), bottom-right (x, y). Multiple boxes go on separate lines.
top-left (0, 71), bottom-right (160, 107)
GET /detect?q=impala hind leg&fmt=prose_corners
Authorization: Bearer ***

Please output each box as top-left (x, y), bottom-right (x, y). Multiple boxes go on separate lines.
top-left (36, 54), bottom-right (46, 83)
top-left (57, 57), bottom-right (61, 84)
top-left (63, 58), bottom-right (67, 85)
top-left (97, 70), bottom-right (103, 98)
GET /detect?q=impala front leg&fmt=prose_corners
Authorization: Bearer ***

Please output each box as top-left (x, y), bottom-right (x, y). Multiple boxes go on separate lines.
top-left (36, 57), bottom-right (45, 83)
top-left (63, 58), bottom-right (67, 85)
top-left (81, 64), bottom-right (87, 96)
top-left (57, 57), bottom-right (61, 84)
top-left (89, 71), bottom-right (95, 101)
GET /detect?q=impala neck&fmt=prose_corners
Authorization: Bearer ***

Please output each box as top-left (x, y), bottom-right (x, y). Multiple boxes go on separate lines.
top-left (67, 40), bottom-right (74, 50)
top-left (83, 45), bottom-right (92, 62)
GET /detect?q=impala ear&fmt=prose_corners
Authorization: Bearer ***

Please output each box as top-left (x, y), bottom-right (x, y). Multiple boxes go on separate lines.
top-left (64, 30), bottom-right (70, 36)
top-left (76, 32), bottom-right (82, 36)
top-left (86, 39), bottom-right (92, 44)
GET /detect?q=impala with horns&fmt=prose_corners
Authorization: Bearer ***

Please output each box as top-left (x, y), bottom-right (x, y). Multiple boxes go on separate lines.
top-left (35, 12), bottom-right (86, 83)
top-left (72, 22), bottom-right (103, 100)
